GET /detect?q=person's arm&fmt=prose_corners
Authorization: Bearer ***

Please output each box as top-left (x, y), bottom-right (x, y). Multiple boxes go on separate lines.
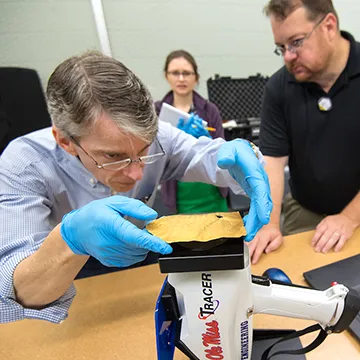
top-left (13, 195), bottom-right (173, 310)
top-left (13, 225), bottom-right (88, 308)
top-left (341, 192), bottom-right (360, 226)
top-left (311, 192), bottom-right (360, 253)
top-left (158, 124), bottom-right (242, 193)
top-left (245, 73), bottom-right (289, 263)
top-left (263, 155), bottom-right (288, 228)
top-left (0, 163), bottom-right (78, 323)
top-left (0, 148), bottom-right (172, 323)
top-left (259, 74), bottom-right (290, 226)
top-left (246, 156), bottom-right (287, 264)
top-left (156, 122), bottom-right (271, 237)
top-left (159, 81), bottom-right (286, 207)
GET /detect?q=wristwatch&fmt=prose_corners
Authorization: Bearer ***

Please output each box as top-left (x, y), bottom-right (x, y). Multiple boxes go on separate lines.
top-left (247, 140), bottom-right (259, 159)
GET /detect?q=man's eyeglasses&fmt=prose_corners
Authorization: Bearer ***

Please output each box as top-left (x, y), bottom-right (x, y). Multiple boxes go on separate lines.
top-left (167, 71), bottom-right (196, 79)
top-left (274, 15), bottom-right (327, 56)
top-left (71, 136), bottom-right (166, 171)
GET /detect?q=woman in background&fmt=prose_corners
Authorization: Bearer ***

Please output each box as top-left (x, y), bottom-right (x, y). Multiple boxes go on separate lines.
top-left (155, 49), bottom-right (228, 214)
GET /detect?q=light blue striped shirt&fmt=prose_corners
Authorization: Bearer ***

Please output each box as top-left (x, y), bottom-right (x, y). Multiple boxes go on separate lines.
top-left (0, 121), bottom-right (250, 324)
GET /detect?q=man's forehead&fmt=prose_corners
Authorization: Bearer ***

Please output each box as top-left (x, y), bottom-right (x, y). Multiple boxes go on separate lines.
top-left (87, 135), bottom-right (150, 156)
top-left (82, 120), bottom-right (150, 155)
top-left (271, 7), bottom-right (312, 42)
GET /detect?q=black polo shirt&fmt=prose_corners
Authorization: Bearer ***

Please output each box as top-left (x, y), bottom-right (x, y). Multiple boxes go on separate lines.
top-left (260, 31), bottom-right (360, 215)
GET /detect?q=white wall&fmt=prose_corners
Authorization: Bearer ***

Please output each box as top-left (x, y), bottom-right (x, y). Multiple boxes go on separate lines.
top-left (334, 0), bottom-right (360, 38)
top-left (102, 0), bottom-right (360, 100)
top-left (103, 0), bottom-right (282, 100)
top-left (0, 0), bottom-right (360, 100)
top-left (0, 0), bottom-right (100, 87)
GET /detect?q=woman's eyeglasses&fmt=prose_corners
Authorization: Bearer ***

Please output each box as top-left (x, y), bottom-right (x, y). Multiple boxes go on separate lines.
top-left (167, 71), bottom-right (196, 79)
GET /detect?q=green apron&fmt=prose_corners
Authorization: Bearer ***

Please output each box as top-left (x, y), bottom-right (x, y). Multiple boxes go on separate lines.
top-left (177, 182), bottom-right (228, 214)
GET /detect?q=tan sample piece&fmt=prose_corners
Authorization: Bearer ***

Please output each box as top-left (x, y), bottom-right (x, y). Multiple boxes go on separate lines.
top-left (146, 212), bottom-right (246, 243)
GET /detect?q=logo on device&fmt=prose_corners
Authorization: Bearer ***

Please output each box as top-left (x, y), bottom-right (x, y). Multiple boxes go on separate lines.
top-left (198, 273), bottom-right (220, 320)
top-left (202, 320), bottom-right (224, 359)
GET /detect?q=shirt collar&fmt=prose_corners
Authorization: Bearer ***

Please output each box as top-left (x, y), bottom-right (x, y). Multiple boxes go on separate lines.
top-left (60, 146), bottom-right (101, 188)
top-left (342, 31), bottom-right (360, 78)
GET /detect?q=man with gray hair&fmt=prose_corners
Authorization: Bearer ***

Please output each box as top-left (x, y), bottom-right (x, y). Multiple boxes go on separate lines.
top-left (0, 51), bottom-right (272, 324)
top-left (249, 0), bottom-right (360, 264)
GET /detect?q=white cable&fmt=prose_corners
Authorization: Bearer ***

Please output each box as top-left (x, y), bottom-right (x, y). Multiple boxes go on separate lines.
top-left (90, 0), bottom-right (112, 57)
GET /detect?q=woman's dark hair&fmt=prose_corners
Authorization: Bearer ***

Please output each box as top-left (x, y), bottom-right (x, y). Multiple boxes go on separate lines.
top-left (164, 50), bottom-right (199, 81)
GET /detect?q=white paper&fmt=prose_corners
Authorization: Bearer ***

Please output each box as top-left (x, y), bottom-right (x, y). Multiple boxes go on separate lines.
top-left (158, 103), bottom-right (191, 128)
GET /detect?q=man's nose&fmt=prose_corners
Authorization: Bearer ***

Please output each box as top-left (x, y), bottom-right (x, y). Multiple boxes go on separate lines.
top-left (283, 48), bottom-right (298, 62)
top-left (122, 161), bottom-right (144, 181)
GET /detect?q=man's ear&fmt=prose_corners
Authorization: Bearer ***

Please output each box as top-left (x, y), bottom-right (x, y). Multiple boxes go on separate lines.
top-left (52, 126), bottom-right (78, 156)
top-left (324, 13), bottom-right (338, 41)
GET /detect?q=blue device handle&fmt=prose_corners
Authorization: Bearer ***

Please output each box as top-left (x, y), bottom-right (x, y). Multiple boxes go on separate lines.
top-left (155, 277), bottom-right (177, 360)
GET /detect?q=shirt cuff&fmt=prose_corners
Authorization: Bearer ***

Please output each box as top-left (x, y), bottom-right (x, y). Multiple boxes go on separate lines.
top-left (0, 252), bottom-right (76, 324)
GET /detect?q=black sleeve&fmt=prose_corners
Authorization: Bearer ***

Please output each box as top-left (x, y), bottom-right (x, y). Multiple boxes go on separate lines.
top-left (260, 76), bottom-right (290, 157)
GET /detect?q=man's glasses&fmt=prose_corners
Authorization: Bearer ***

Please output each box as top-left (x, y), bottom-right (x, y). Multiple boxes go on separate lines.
top-left (71, 136), bottom-right (166, 171)
top-left (274, 15), bottom-right (327, 56)
top-left (167, 71), bottom-right (196, 79)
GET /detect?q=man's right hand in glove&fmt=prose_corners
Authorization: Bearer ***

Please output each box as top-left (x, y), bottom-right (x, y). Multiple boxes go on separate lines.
top-left (14, 196), bottom-right (172, 309)
top-left (60, 196), bottom-right (173, 267)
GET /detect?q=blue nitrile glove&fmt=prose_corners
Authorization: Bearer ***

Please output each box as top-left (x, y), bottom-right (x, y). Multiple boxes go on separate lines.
top-left (60, 196), bottom-right (173, 267)
top-left (189, 116), bottom-right (211, 138)
top-left (177, 113), bottom-right (211, 138)
top-left (217, 139), bottom-right (273, 241)
top-left (177, 113), bottom-right (196, 133)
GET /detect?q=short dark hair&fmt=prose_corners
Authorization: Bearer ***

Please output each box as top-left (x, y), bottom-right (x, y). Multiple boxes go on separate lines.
top-left (164, 50), bottom-right (199, 81)
top-left (264, 0), bottom-right (338, 23)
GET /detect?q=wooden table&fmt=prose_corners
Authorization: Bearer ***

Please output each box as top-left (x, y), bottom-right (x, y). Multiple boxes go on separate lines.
top-left (1, 230), bottom-right (359, 360)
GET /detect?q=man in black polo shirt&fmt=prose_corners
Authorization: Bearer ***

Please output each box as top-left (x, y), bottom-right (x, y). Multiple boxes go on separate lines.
top-left (249, 0), bottom-right (360, 264)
